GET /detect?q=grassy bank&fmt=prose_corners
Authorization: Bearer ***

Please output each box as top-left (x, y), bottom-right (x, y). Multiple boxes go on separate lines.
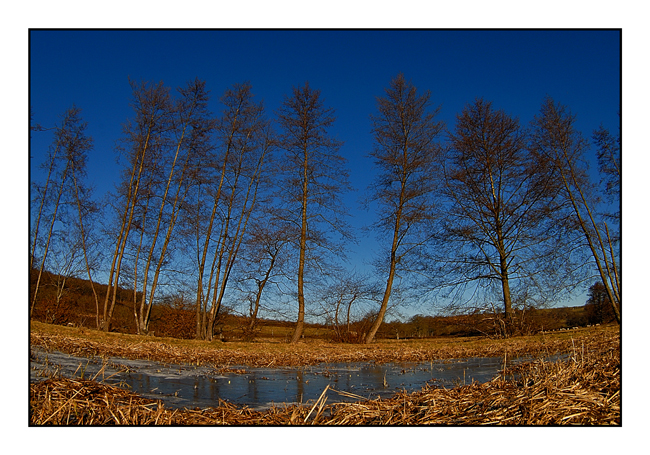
top-left (29, 322), bottom-right (620, 425)
top-left (30, 320), bottom-right (617, 367)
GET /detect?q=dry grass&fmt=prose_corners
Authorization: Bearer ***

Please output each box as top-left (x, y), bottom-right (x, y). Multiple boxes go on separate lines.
top-left (30, 320), bottom-right (613, 368)
top-left (320, 332), bottom-right (620, 425)
top-left (30, 323), bottom-right (620, 425)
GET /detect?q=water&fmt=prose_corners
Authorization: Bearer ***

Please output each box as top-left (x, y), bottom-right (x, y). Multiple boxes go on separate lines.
top-left (30, 347), bottom-right (539, 410)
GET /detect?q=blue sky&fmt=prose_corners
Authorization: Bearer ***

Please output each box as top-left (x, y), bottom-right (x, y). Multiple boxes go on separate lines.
top-left (29, 29), bottom-right (621, 310)
top-left (30, 31), bottom-right (621, 198)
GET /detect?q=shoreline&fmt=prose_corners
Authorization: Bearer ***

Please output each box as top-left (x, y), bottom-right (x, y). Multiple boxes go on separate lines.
top-left (29, 323), bottom-right (620, 425)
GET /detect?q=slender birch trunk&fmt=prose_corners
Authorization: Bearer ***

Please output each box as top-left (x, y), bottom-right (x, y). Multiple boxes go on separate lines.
top-left (195, 83), bottom-right (271, 341)
top-left (31, 138), bottom-right (61, 272)
top-left (365, 185), bottom-right (404, 344)
top-left (137, 106), bottom-right (192, 334)
top-left (31, 153), bottom-right (70, 317)
top-left (103, 81), bottom-right (169, 332)
top-left (102, 131), bottom-right (151, 332)
top-left (205, 137), bottom-right (268, 340)
top-left (363, 74), bottom-right (443, 343)
top-left (531, 98), bottom-right (621, 324)
top-left (291, 145), bottom-right (309, 343)
top-left (70, 163), bottom-right (101, 329)
top-left (276, 83), bottom-right (349, 345)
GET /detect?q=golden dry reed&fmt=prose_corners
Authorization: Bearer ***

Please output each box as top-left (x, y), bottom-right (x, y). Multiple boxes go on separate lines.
top-left (30, 321), bottom-right (610, 368)
top-left (30, 326), bottom-right (619, 425)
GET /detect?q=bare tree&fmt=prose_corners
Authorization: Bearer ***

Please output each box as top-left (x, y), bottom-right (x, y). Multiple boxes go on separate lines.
top-left (44, 181), bottom-right (100, 326)
top-left (133, 78), bottom-right (213, 335)
top-left (440, 98), bottom-right (567, 336)
top-left (276, 82), bottom-right (352, 343)
top-left (363, 74), bottom-right (444, 344)
top-left (41, 227), bottom-right (84, 322)
top-left (234, 215), bottom-right (294, 337)
top-left (321, 272), bottom-right (377, 343)
top-left (192, 82), bottom-right (273, 341)
top-left (30, 107), bottom-right (95, 318)
top-left (102, 80), bottom-right (173, 332)
top-left (593, 123), bottom-right (621, 214)
top-left (530, 97), bottom-right (620, 323)
top-left (30, 118), bottom-right (58, 273)
top-left (67, 137), bottom-right (102, 328)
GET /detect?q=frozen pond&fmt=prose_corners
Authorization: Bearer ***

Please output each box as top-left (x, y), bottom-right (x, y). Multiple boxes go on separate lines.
top-left (30, 347), bottom-right (545, 410)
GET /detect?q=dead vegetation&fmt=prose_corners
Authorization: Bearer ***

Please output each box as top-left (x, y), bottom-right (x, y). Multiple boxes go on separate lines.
top-left (30, 321), bottom-right (612, 368)
top-left (29, 324), bottom-right (620, 425)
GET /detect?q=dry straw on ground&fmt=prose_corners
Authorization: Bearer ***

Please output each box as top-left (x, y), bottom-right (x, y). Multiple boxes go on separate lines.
top-left (30, 321), bottom-right (605, 368)
top-left (30, 325), bottom-right (620, 425)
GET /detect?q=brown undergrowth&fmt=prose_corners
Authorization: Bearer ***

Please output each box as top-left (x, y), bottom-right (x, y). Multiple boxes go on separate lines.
top-left (30, 321), bottom-right (616, 367)
top-left (29, 324), bottom-right (620, 425)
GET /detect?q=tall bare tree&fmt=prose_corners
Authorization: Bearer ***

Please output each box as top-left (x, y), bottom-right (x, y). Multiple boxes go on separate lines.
top-left (53, 113), bottom-right (104, 328)
top-left (530, 97), bottom-right (621, 323)
top-left (440, 98), bottom-right (567, 336)
top-left (192, 82), bottom-right (273, 341)
top-left (102, 80), bottom-right (173, 332)
top-left (133, 79), bottom-right (213, 335)
top-left (276, 82), bottom-right (351, 343)
top-left (30, 107), bottom-right (95, 318)
top-left (363, 74), bottom-right (444, 344)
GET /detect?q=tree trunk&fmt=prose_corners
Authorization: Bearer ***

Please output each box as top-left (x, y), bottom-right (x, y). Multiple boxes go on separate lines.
top-left (291, 238), bottom-right (307, 343)
top-left (499, 257), bottom-right (514, 337)
top-left (291, 149), bottom-right (309, 344)
top-left (248, 255), bottom-right (276, 333)
top-left (496, 216), bottom-right (514, 336)
top-left (137, 115), bottom-right (193, 335)
top-left (31, 159), bottom-right (70, 317)
top-left (103, 124), bottom-right (153, 332)
top-left (206, 310), bottom-right (217, 342)
top-left (365, 201), bottom-right (403, 344)
top-left (364, 263), bottom-right (395, 344)
top-left (70, 171), bottom-right (100, 329)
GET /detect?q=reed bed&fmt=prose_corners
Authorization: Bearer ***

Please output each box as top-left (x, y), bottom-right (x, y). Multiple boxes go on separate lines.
top-left (30, 323), bottom-right (615, 369)
top-left (321, 342), bottom-right (620, 425)
top-left (30, 326), bottom-right (619, 425)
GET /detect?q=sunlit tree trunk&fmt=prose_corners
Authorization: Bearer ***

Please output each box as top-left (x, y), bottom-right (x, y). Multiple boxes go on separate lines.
top-left (276, 82), bottom-right (351, 344)
top-left (365, 189), bottom-right (403, 344)
top-left (102, 80), bottom-right (171, 332)
top-left (205, 139), bottom-right (269, 340)
top-left (193, 82), bottom-right (273, 341)
top-left (530, 97), bottom-right (620, 324)
top-left (31, 109), bottom-right (80, 317)
top-left (194, 159), bottom-right (229, 339)
top-left (69, 145), bottom-right (101, 329)
top-left (364, 74), bottom-right (444, 343)
top-left (291, 150), bottom-right (309, 343)
top-left (135, 80), bottom-right (211, 335)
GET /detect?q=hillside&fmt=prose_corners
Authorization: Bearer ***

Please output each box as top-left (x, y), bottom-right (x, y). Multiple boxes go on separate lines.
top-left (29, 269), bottom-right (612, 341)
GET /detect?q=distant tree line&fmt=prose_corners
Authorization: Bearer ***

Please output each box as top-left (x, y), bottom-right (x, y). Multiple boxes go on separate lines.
top-left (30, 73), bottom-right (620, 342)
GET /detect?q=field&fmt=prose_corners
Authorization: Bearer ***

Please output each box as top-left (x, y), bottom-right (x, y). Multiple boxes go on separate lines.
top-left (29, 321), bottom-right (620, 425)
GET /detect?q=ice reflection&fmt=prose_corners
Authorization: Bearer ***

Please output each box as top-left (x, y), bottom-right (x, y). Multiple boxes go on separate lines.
top-left (30, 347), bottom-right (551, 411)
